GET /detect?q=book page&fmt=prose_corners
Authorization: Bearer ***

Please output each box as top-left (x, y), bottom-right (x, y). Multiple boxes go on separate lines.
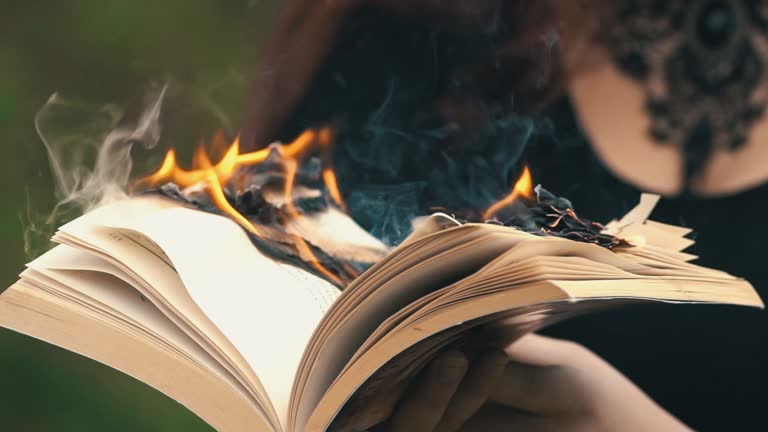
top-left (293, 228), bottom-right (531, 430)
top-left (0, 283), bottom-right (270, 432)
top-left (23, 249), bottom-right (232, 384)
top-left (399, 213), bottom-right (462, 248)
top-left (305, 283), bottom-right (570, 432)
top-left (132, 207), bottom-right (341, 425)
top-left (60, 197), bottom-right (341, 427)
top-left (284, 207), bottom-right (389, 264)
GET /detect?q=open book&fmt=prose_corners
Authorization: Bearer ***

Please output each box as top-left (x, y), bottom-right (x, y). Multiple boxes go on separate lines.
top-left (1, 194), bottom-right (762, 432)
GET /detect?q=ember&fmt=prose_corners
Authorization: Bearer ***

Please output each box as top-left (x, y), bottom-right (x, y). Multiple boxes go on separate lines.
top-left (505, 186), bottom-right (630, 249)
top-left (478, 165), bottom-right (628, 249)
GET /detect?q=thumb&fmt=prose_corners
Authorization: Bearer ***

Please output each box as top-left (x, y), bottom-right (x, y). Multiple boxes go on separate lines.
top-left (435, 350), bottom-right (509, 432)
top-left (488, 361), bottom-right (589, 415)
top-left (390, 350), bottom-right (469, 431)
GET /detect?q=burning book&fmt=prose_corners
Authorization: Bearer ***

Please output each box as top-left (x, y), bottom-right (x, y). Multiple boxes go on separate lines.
top-left (0, 130), bottom-right (763, 432)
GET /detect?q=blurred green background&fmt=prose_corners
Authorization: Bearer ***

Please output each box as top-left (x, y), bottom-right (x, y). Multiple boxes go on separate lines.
top-left (0, 1), bottom-right (279, 430)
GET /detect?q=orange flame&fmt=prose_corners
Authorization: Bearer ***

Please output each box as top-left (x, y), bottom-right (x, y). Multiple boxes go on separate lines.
top-left (322, 168), bottom-right (346, 212)
top-left (281, 157), bottom-right (342, 285)
top-left (138, 128), bottom-right (346, 285)
top-left (315, 127), bottom-right (347, 212)
top-left (482, 165), bottom-right (534, 220)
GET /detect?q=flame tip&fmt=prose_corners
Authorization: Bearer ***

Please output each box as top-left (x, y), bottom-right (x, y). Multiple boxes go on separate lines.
top-left (137, 127), bottom-right (345, 285)
top-left (482, 164), bottom-right (535, 220)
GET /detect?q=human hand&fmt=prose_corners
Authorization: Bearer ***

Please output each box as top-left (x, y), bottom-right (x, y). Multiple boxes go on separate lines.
top-left (384, 334), bottom-right (691, 432)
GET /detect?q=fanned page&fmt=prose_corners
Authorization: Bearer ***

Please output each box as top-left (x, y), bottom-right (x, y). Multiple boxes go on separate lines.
top-left (51, 202), bottom-right (282, 429)
top-left (1, 273), bottom-right (271, 431)
top-left (291, 224), bottom-right (541, 430)
top-left (57, 197), bottom-right (341, 429)
top-left (300, 215), bottom-right (763, 432)
top-left (13, 245), bottom-right (270, 432)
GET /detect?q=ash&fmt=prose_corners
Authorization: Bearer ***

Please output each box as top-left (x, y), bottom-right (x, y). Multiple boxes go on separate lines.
top-left (151, 179), bottom-right (361, 289)
top-left (485, 186), bottom-right (629, 249)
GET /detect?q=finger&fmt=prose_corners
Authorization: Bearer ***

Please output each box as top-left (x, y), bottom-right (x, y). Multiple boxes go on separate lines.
top-left (435, 351), bottom-right (509, 432)
top-left (502, 333), bottom-right (594, 367)
top-left (458, 403), bottom-right (558, 432)
top-left (390, 350), bottom-right (469, 431)
top-left (488, 361), bottom-right (587, 415)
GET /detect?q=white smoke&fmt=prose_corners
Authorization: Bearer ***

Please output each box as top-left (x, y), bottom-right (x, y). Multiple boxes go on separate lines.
top-left (39, 86), bottom-right (166, 209)
top-left (23, 87), bottom-right (167, 257)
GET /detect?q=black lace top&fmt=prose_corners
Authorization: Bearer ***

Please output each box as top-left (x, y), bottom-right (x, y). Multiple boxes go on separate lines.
top-left (531, 98), bottom-right (768, 431)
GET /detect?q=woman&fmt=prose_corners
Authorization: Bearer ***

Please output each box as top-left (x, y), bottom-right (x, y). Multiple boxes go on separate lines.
top-left (243, 1), bottom-right (767, 430)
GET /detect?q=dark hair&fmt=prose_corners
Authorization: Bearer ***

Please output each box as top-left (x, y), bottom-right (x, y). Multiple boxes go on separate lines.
top-left (241, 0), bottom-right (609, 148)
top-left (238, 0), bottom-right (616, 241)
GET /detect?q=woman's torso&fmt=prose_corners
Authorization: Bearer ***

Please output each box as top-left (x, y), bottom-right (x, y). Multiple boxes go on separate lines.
top-left (532, 97), bottom-right (768, 430)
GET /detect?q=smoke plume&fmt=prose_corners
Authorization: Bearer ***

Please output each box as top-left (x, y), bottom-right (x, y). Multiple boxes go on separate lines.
top-left (23, 87), bottom-right (166, 257)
